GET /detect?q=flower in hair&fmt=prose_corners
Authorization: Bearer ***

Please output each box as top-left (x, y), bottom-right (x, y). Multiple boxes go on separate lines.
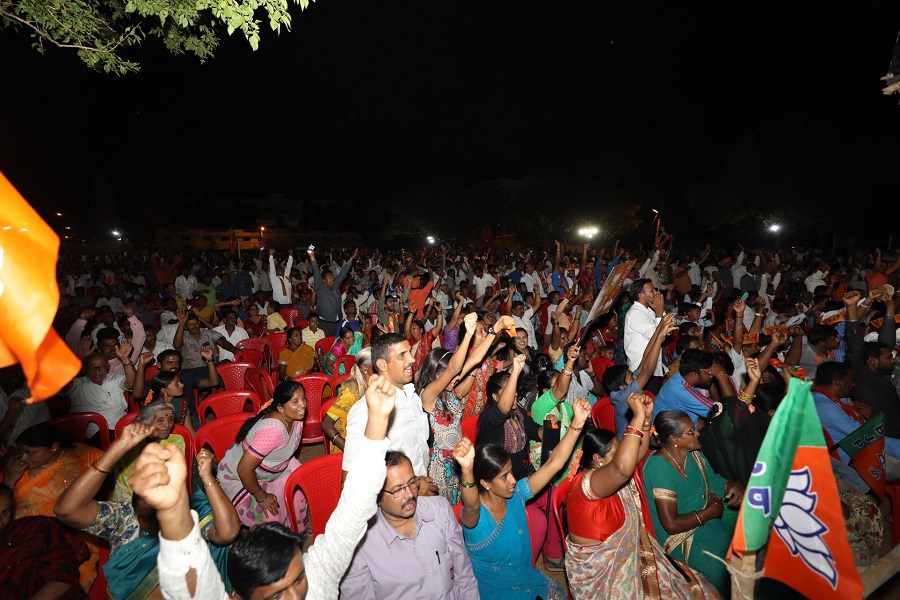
top-left (566, 448), bottom-right (583, 481)
top-left (259, 400), bottom-right (273, 412)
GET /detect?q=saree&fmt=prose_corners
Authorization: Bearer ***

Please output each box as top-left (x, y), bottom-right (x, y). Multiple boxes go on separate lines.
top-left (463, 478), bottom-right (564, 600)
top-left (99, 491), bottom-right (231, 599)
top-left (323, 331), bottom-right (362, 377)
top-left (218, 417), bottom-right (308, 528)
top-left (565, 474), bottom-right (718, 599)
top-left (279, 345), bottom-right (315, 378)
top-left (643, 452), bottom-right (737, 594)
top-left (427, 391), bottom-right (465, 504)
top-left (8, 442), bottom-right (104, 590)
top-left (462, 359), bottom-right (496, 418)
top-left (0, 516), bottom-right (89, 599)
top-left (114, 434), bottom-right (186, 503)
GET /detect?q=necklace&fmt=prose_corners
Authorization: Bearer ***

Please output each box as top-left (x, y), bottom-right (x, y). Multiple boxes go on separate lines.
top-left (663, 448), bottom-right (688, 479)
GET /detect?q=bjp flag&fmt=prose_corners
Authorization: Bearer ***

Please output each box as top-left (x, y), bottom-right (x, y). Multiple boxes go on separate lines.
top-left (729, 378), bottom-right (862, 598)
top-left (0, 172), bottom-right (81, 402)
top-left (836, 413), bottom-right (887, 500)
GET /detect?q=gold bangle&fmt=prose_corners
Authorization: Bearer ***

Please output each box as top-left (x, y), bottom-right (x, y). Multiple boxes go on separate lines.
top-left (204, 479), bottom-right (219, 488)
top-left (693, 511), bottom-right (704, 526)
top-left (570, 425), bottom-right (583, 431)
top-left (90, 461), bottom-right (111, 475)
top-left (461, 480), bottom-right (476, 489)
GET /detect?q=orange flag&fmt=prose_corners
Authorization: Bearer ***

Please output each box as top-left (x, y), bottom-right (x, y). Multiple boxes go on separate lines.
top-left (0, 172), bottom-right (81, 401)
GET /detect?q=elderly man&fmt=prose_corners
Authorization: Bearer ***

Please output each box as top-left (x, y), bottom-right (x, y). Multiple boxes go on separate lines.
top-left (340, 450), bottom-right (479, 599)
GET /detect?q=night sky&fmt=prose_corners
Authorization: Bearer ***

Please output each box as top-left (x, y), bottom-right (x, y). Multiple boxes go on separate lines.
top-left (3, 1), bottom-right (900, 244)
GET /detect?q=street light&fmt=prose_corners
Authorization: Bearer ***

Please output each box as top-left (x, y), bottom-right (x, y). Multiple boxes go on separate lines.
top-left (577, 227), bottom-right (598, 239)
top-left (426, 235), bottom-right (435, 245)
top-left (652, 208), bottom-right (661, 240)
top-left (768, 224), bottom-right (781, 232)
top-left (112, 230), bottom-right (120, 237)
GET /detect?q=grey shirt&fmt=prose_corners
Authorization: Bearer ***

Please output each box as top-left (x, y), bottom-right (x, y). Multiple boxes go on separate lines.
top-left (312, 260), bottom-right (353, 321)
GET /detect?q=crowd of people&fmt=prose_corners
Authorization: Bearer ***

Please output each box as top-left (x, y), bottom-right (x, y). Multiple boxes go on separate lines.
top-left (1, 235), bottom-right (899, 598)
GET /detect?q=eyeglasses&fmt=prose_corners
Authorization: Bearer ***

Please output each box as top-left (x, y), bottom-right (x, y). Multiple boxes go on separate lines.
top-left (676, 427), bottom-right (698, 437)
top-left (383, 477), bottom-right (420, 498)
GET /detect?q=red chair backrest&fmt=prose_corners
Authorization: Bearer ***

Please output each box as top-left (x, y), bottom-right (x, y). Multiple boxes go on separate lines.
top-left (291, 373), bottom-right (332, 444)
top-left (49, 412), bottom-right (111, 449)
top-left (320, 397), bottom-right (337, 454)
top-left (198, 390), bottom-right (261, 426)
top-left (194, 413), bottom-right (253, 459)
top-left (232, 348), bottom-right (263, 368)
top-left (280, 308), bottom-right (300, 328)
top-left (115, 410), bottom-right (142, 438)
top-left (244, 367), bottom-right (275, 405)
top-left (265, 332), bottom-right (288, 361)
top-left (461, 414), bottom-right (481, 444)
top-left (297, 319), bottom-right (309, 331)
top-left (315, 336), bottom-right (337, 357)
top-left (591, 397), bottom-right (616, 432)
top-left (236, 338), bottom-right (274, 374)
top-left (144, 364), bottom-right (160, 382)
top-left (550, 477), bottom-right (572, 541)
top-left (216, 362), bottom-right (253, 391)
top-left (822, 427), bottom-right (841, 460)
top-left (283, 454), bottom-right (344, 537)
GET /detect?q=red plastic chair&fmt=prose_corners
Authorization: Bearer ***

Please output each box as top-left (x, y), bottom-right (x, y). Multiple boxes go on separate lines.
top-left (320, 397), bottom-right (337, 454)
top-left (216, 361), bottom-right (253, 391)
top-left (314, 336), bottom-right (337, 358)
top-left (237, 338), bottom-right (274, 375)
top-left (280, 307), bottom-right (300, 328)
top-left (291, 373), bottom-right (332, 445)
top-left (194, 413), bottom-right (252, 459)
top-left (265, 332), bottom-right (288, 362)
top-left (244, 367), bottom-right (275, 405)
top-left (283, 454), bottom-right (344, 537)
top-left (550, 477), bottom-right (572, 549)
top-left (143, 364), bottom-right (160, 382)
top-left (114, 410), bottom-right (142, 438)
top-left (198, 390), bottom-right (261, 426)
top-left (461, 414), bottom-right (481, 444)
top-left (88, 540), bottom-right (111, 599)
top-left (297, 319), bottom-right (309, 331)
top-left (591, 396), bottom-right (616, 432)
top-left (331, 357), bottom-right (356, 394)
top-left (113, 411), bottom-right (194, 490)
top-left (232, 348), bottom-right (263, 368)
top-left (453, 501), bottom-right (463, 523)
top-left (49, 412), bottom-right (110, 449)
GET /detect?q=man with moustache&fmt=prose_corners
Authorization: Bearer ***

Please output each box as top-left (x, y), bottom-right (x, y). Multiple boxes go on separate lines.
top-left (339, 451), bottom-right (479, 599)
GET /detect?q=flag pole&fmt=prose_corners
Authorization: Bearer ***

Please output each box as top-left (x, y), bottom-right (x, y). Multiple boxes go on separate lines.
top-left (730, 551), bottom-right (760, 600)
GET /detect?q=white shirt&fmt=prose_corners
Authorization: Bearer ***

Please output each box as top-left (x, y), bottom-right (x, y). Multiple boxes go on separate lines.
top-left (805, 270), bottom-right (829, 293)
top-left (0, 384), bottom-right (48, 446)
top-left (157, 436), bottom-right (391, 600)
top-left (175, 274), bottom-right (197, 299)
top-left (470, 273), bottom-right (497, 299)
top-left (520, 271), bottom-right (545, 298)
top-left (544, 303), bottom-right (559, 335)
top-left (269, 254), bottom-right (294, 305)
top-left (514, 306), bottom-right (538, 349)
top-left (623, 302), bottom-right (665, 376)
top-left (67, 374), bottom-right (129, 436)
top-left (95, 297), bottom-right (124, 313)
top-left (343, 383), bottom-right (430, 477)
top-left (687, 261), bottom-right (702, 287)
top-left (211, 324), bottom-right (249, 362)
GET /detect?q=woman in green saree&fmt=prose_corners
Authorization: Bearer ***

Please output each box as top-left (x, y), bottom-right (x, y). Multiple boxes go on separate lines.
top-left (55, 422), bottom-right (241, 599)
top-left (643, 410), bottom-right (745, 595)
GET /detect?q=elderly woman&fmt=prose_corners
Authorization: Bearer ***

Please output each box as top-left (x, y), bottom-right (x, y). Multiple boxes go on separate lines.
top-left (322, 347), bottom-right (373, 453)
top-left (453, 397), bottom-right (591, 600)
top-left (643, 410), bottom-right (745, 595)
top-left (1, 422), bottom-right (105, 589)
top-left (217, 381), bottom-right (309, 529)
top-left (55, 422), bottom-right (240, 599)
top-left (114, 401), bottom-right (185, 502)
top-left (564, 396), bottom-right (718, 599)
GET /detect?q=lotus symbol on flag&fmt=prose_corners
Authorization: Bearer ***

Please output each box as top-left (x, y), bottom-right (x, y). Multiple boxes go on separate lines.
top-left (771, 467), bottom-right (838, 589)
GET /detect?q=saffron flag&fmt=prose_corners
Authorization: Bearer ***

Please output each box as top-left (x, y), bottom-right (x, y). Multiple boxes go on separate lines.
top-left (836, 413), bottom-right (887, 500)
top-left (729, 378), bottom-right (862, 598)
top-left (0, 172), bottom-right (81, 401)
top-left (229, 227), bottom-right (236, 255)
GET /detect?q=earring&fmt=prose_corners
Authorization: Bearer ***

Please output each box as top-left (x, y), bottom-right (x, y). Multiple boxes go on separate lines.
top-left (673, 443), bottom-right (678, 448)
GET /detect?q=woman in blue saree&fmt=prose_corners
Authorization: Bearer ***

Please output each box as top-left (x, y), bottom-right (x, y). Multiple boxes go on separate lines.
top-left (55, 422), bottom-right (241, 599)
top-left (453, 396), bottom-right (592, 600)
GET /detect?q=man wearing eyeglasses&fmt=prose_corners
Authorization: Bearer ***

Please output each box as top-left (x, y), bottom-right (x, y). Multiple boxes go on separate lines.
top-left (653, 348), bottom-right (721, 427)
top-left (340, 450), bottom-right (479, 599)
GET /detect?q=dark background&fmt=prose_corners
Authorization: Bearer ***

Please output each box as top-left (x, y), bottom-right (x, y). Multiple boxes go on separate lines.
top-left (3, 1), bottom-right (900, 248)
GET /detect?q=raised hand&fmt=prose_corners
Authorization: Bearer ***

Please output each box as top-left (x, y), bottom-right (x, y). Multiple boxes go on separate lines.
top-left (771, 330), bottom-right (788, 347)
top-left (511, 353), bottom-right (527, 372)
top-left (626, 392), bottom-right (647, 422)
top-left (120, 306), bottom-right (134, 318)
top-left (200, 346), bottom-right (215, 362)
top-left (77, 335), bottom-right (97, 359)
top-left (176, 309), bottom-right (188, 325)
top-left (79, 308), bottom-right (94, 321)
top-left (745, 357), bottom-right (761, 381)
top-left (566, 344), bottom-right (581, 363)
top-left (571, 397), bottom-right (591, 428)
top-left (365, 374), bottom-right (397, 418)
top-left (115, 339), bottom-right (134, 362)
top-left (733, 298), bottom-right (746, 315)
top-left (495, 315), bottom-right (515, 331)
top-left (128, 443), bottom-right (188, 512)
top-left (453, 438), bottom-right (475, 471)
top-left (842, 290), bottom-right (861, 307)
top-left (196, 447), bottom-right (216, 479)
top-left (463, 312), bottom-right (478, 331)
top-left (117, 422), bottom-right (155, 450)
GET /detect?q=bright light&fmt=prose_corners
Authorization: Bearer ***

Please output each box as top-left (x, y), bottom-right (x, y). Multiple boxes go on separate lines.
top-left (56, 212), bottom-right (62, 216)
top-left (652, 209), bottom-right (659, 214)
top-left (112, 230), bottom-right (120, 237)
top-left (260, 226), bottom-right (265, 231)
top-left (64, 226), bottom-right (71, 230)
top-left (769, 224), bottom-right (781, 232)
top-left (426, 236), bottom-right (435, 245)
top-left (578, 227), bottom-right (598, 238)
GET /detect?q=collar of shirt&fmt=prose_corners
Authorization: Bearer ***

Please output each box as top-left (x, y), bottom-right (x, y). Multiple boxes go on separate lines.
top-left (374, 496), bottom-right (438, 548)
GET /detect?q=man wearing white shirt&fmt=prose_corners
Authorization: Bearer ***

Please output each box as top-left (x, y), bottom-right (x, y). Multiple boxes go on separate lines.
top-left (212, 310), bottom-right (249, 362)
top-left (623, 278), bottom-right (666, 377)
top-left (174, 267), bottom-right (197, 300)
top-left (63, 344), bottom-right (137, 442)
top-left (342, 334), bottom-right (438, 496)
top-left (805, 257), bottom-right (831, 293)
top-left (520, 261), bottom-right (545, 298)
top-left (95, 288), bottom-right (124, 313)
top-left (269, 248), bottom-right (294, 306)
top-left (506, 280), bottom-right (540, 349)
top-left (470, 266), bottom-right (496, 300)
top-left (638, 250), bottom-right (662, 290)
top-left (687, 244), bottom-right (711, 288)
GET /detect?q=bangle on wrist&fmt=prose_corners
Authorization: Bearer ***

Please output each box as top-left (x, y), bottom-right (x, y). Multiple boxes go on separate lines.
top-left (332, 432), bottom-right (342, 443)
top-left (624, 425), bottom-right (645, 439)
top-left (90, 461), bottom-right (112, 475)
top-left (570, 424), bottom-right (584, 431)
top-left (204, 478), bottom-right (219, 488)
top-left (461, 480), bottom-right (476, 489)
top-left (693, 511), bottom-right (705, 526)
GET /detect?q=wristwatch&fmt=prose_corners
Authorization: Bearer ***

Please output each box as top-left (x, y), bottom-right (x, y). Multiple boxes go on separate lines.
top-left (486, 325), bottom-right (495, 335)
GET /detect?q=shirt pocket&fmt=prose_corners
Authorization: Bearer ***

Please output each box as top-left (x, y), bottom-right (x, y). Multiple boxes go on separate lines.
top-left (435, 548), bottom-right (454, 593)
